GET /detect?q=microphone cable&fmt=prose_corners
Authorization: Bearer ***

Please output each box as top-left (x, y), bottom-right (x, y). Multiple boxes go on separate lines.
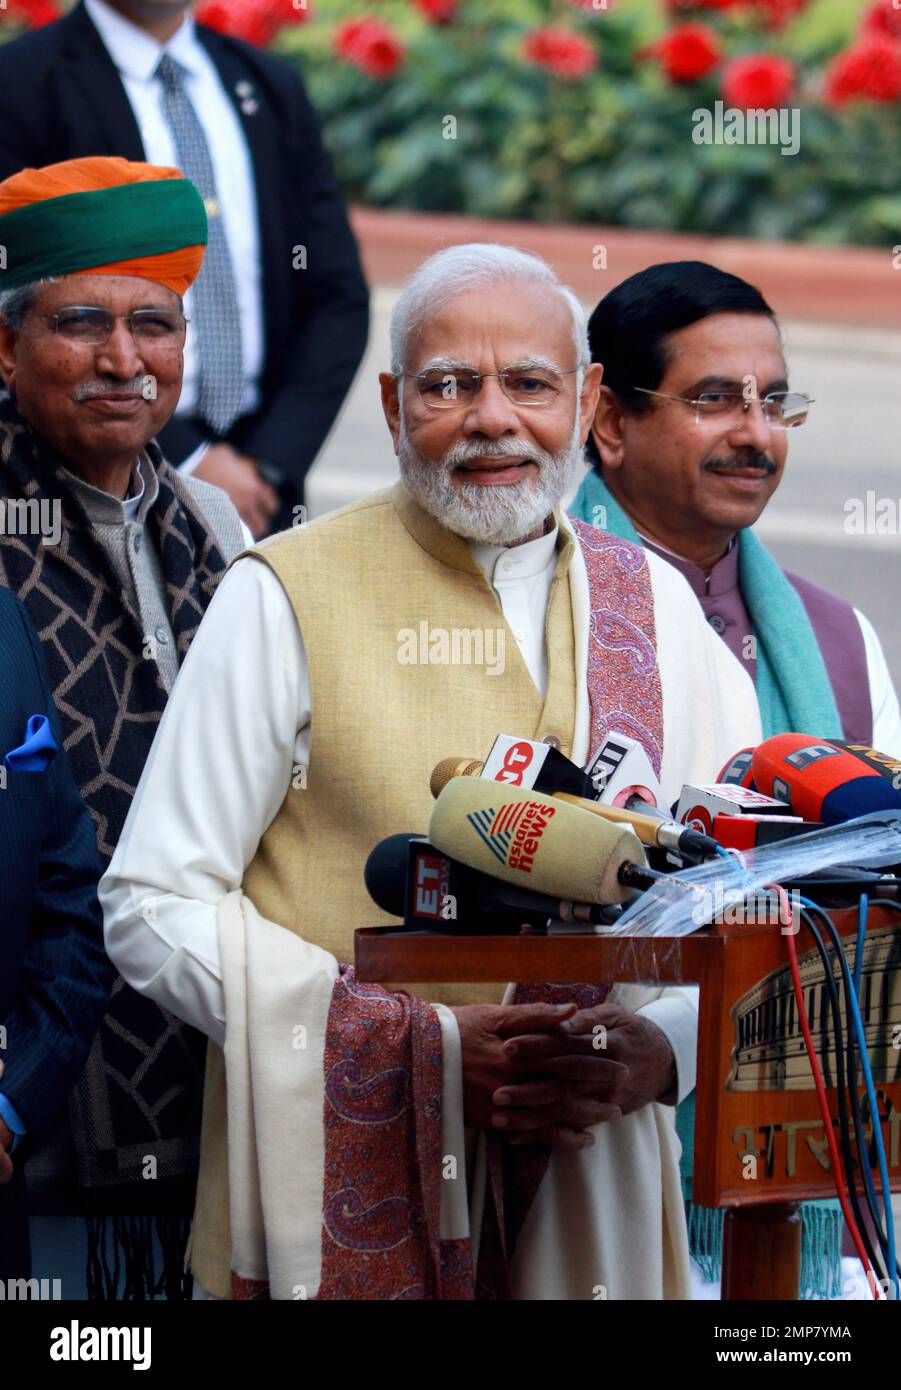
top-left (779, 890), bottom-right (882, 1294)
top-left (800, 899), bottom-right (898, 1295)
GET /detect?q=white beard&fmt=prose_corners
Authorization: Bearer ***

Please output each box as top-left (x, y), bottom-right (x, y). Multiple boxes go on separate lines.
top-left (398, 413), bottom-right (584, 546)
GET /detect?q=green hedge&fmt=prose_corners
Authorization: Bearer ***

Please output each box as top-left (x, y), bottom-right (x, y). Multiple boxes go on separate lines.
top-left (273, 0), bottom-right (901, 246)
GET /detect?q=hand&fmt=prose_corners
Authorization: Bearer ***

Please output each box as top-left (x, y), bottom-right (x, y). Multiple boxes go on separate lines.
top-left (194, 444), bottom-right (279, 539)
top-left (452, 1001), bottom-right (596, 1148)
top-left (0, 1061), bottom-right (14, 1185)
top-left (496, 1002), bottom-right (677, 1145)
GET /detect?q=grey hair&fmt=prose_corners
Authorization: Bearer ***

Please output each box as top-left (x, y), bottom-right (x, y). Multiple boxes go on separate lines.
top-left (0, 278), bottom-right (60, 332)
top-left (389, 243), bottom-right (590, 377)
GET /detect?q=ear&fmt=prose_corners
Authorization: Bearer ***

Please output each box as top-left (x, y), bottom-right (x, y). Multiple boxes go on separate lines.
top-left (379, 371), bottom-right (403, 454)
top-left (0, 321), bottom-right (18, 391)
top-left (577, 362), bottom-right (603, 445)
top-left (589, 385), bottom-right (627, 474)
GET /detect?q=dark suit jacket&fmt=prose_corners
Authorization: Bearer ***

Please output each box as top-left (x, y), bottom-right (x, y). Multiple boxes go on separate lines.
top-left (0, 1), bottom-right (369, 509)
top-left (0, 587), bottom-right (113, 1144)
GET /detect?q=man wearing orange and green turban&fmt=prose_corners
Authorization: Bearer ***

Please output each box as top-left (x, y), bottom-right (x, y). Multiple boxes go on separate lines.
top-left (0, 155), bottom-right (247, 1299)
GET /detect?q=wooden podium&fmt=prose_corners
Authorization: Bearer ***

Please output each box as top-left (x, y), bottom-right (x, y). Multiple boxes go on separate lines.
top-left (356, 903), bottom-right (901, 1300)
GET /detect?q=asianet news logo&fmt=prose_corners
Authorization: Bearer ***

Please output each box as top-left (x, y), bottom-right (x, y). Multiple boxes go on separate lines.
top-left (467, 797), bottom-right (556, 874)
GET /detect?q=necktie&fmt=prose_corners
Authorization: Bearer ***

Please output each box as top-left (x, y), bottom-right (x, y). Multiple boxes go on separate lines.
top-left (155, 52), bottom-right (245, 435)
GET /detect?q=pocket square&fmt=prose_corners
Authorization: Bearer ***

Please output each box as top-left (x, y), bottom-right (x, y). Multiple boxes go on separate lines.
top-left (4, 713), bottom-right (58, 772)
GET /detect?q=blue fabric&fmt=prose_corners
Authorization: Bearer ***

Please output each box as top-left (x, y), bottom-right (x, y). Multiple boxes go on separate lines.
top-left (737, 530), bottom-right (842, 741)
top-left (4, 712), bottom-right (58, 771)
top-left (569, 470), bottom-right (844, 740)
top-left (0, 1092), bottom-right (26, 1152)
top-left (570, 467), bottom-right (844, 1299)
top-left (0, 588), bottom-right (114, 1139)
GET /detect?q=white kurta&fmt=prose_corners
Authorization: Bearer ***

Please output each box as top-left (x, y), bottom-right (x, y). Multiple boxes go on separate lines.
top-left (100, 512), bottom-right (763, 1299)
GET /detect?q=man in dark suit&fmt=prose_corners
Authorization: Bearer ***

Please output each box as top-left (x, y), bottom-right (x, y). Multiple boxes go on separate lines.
top-left (0, 588), bottom-right (114, 1283)
top-left (0, 0), bottom-right (369, 536)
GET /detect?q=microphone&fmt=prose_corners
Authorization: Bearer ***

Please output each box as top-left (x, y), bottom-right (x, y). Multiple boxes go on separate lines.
top-left (428, 777), bottom-right (663, 905)
top-left (584, 731), bottom-right (664, 810)
top-left (751, 734), bottom-right (901, 825)
top-left (364, 833), bottom-right (621, 930)
top-left (431, 751), bottom-right (720, 862)
top-left (431, 735), bottom-right (598, 800)
top-left (717, 747), bottom-right (757, 789)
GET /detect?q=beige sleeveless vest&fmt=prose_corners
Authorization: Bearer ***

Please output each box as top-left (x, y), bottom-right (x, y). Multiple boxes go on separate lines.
top-left (188, 482), bottom-right (579, 1295)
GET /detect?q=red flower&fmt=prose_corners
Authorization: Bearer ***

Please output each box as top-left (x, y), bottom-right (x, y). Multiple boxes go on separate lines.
top-left (414, 0), bottom-right (456, 22)
top-left (334, 18), bottom-right (405, 79)
top-left (1, 0), bottom-right (62, 26)
top-left (753, 0), bottom-right (809, 28)
top-left (862, 1), bottom-right (901, 41)
top-left (522, 27), bottom-right (598, 80)
top-left (722, 53), bottom-right (795, 107)
top-left (653, 23), bottom-right (721, 83)
top-left (825, 35), bottom-right (901, 103)
top-left (281, 0), bottom-right (313, 25)
top-left (196, 1), bottom-right (282, 46)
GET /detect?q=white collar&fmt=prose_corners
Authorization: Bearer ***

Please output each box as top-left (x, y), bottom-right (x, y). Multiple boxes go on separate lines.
top-left (635, 525), bottom-right (737, 565)
top-left (470, 521), bottom-right (559, 585)
top-left (85, 0), bottom-right (205, 83)
top-left (122, 460), bottom-right (146, 522)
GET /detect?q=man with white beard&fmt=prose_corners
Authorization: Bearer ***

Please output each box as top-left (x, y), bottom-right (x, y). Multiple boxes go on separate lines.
top-left (99, 244), bottom-right (762, 1301)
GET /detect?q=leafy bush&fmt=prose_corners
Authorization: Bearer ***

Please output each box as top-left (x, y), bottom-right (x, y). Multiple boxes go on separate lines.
top-left (269, 0), bottom-right (899, 245)
top-left (4, 1), bottom-right (896, 245)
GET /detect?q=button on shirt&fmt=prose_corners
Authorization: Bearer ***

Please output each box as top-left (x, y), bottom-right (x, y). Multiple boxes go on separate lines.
top-left (84, 0), bottom-right (263, 425)
top-left (471, 524), bottom-right (560, 698)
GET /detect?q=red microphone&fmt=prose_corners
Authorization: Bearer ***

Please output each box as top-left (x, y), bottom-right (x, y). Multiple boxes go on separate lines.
top-left (717, 747), bottom-right (757, 790)
top-left (751, 734), bottom-right (901, 825)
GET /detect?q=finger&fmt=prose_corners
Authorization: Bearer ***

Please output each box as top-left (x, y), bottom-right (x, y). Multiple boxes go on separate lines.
top-left (508, 1126), bottom-right (595, 1151)
top-left (491, 1098), bottom-right (620, 1132)
top-left (235, 496), bottom-right (261, 531)
top-left (559, 1007), bottom-right (624, 1037)
top-left (0, 1152), bottom-right (13, 1186)
top-left (494, 1003), bottom-right (577, 1038)
top-left (492, 1079), bottom-right (572, 1108)
top-left (510, 1056), bottom-right (630, 1085)
top-left (248, 501), bottom-right (272, 539)
top-left (503, 1034), bottom-right (600, 1061)
top-left (258, 483), bottom-right (279, 516)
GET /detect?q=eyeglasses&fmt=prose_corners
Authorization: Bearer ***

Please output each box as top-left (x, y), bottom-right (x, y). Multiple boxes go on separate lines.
top-left (633, 387), bottom-right (813, 429)
top-left (398, 365), bottom-right (581, 409)
top-left (33, 306), bottom-right (188, 347)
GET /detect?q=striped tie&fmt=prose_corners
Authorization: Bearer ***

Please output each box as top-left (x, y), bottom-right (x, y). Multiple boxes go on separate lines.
top-left (155, 52), bottom-right (245, 435)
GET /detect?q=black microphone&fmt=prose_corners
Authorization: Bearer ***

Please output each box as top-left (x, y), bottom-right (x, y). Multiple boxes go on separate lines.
top-left (431, 743), bottom-right (720, 864)
top-left (364, 833), bottom-right (622, 932)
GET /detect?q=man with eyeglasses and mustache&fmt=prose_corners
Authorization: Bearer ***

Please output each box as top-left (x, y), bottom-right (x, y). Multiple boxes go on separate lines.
top-left (101, 243), bottom-right (762, 1301)
top-left (0, 155), bottom-right (248, 1299)
top-left (570, 259), bottom-right (901, 1302)
top-left (571, 260), bottom-right (901, 759)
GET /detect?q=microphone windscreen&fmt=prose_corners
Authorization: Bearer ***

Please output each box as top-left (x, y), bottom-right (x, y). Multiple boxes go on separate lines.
top-left (429, 777), bottom-right (644, 905)
top-left (429, 756), bottom-right (483, 800)
top-left (717, 747), bottom-right (757, 789)
top-left (752, 734), bottom-right (901, 825)
top-left (364, 833), bottom-right (419, 916)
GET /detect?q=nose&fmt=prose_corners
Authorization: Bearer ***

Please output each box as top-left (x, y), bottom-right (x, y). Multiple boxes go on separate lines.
top-left (462, 374), bottom-right (522, 438)
top-left (95, 317), bottom-right (145, 380)
top-left (724, 398), bottom-right (774, 453)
